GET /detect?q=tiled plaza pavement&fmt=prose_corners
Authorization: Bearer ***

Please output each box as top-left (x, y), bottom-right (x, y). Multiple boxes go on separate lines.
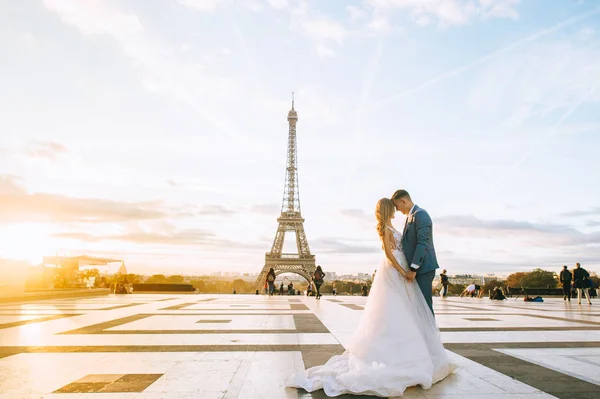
top-left (0, 294), bottom-right (598, 398)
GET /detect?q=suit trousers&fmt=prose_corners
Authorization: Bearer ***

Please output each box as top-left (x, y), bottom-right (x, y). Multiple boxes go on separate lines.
top-left (416, 270), bottom-right (436, 315)
top-left (562, 284), bottom-right (571, 299)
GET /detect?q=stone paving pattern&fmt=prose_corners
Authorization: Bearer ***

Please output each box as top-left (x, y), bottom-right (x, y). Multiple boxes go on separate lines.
top-left (0, 294), bottom-right (598, 398)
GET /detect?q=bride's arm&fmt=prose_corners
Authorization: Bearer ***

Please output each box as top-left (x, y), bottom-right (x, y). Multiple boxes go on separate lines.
top-left (383, 229), bottom-right (407, 278)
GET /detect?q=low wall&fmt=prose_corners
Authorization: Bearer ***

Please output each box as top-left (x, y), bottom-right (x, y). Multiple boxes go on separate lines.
top-left (132, 283), bottom-right (196, 292)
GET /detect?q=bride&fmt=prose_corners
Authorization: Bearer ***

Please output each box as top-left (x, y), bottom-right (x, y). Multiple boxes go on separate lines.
top-left (285, 198), bottom-right (456, 397)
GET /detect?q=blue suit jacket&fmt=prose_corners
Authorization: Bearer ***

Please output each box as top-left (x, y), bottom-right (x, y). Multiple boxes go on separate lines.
top-left (401, 205), bottom-right (439, 275)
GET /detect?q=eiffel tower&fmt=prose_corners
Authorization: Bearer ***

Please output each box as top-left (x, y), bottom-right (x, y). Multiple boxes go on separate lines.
top-left (256, 95), bottom-right (316, 285)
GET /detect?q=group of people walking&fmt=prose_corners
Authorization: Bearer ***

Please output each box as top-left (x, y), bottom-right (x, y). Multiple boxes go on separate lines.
top-left (560, 263), bottom-right (594, 304)
top-left (264, 265), bottom-right (325, 298)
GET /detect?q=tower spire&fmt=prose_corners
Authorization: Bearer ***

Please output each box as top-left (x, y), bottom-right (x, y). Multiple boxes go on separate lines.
top-left (257, 98), bottom-right (316, 287)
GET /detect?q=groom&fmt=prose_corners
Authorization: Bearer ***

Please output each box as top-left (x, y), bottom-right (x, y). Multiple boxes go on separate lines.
top-left (391, 189), bottom-right (439, 315)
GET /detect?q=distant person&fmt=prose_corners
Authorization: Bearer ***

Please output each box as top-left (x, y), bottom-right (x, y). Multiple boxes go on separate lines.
top-left (332, 283), bottom-right (337, 296)
top-left (506, 286), bottom-right (512, 298)
top-left (489, 287), bottom-right (506, 300)
top-left (524, 293), bottom-right (543, 302)
top-left (314, 266), bottom-right (324, 300)
top-left (362, 284), bottom-right (369, 297)
top-left (266, 268), bottom-right (276, 296)
top-left (573, 263), bottom-right (592, 305)
top-left (439, 269), bottom-right (449, 298)
top-left (232, 286), bottom-right (237, 294)
top-left (279, 282), bottom-right (284, 295)
top-left (559, 265), bottom-right (572, 301)
top-left (460, 284), bottom-right (476, 298)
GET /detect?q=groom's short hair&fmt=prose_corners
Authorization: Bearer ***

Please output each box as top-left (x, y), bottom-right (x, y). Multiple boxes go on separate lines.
top-left (391, 189), bottom-right (411, 201)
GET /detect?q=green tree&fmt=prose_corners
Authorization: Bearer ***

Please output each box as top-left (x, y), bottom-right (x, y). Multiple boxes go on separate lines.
top-left (231, 279), bottom-right (247, 293)
top-left (189, 279), bottom-right (207, 292)
top-left (506, 272), bottom-right (527, 288)
top-left (520, 268), bottom-right (557, 288)
top-left (483, 279), bottom-right (505, 293)
top-left (123, 274), bottom-right (141, 284)
top-left (166, 275), bottom-right (185, 284)
top-left (146, 274), bottom-right (168, 284)
top-left (448, 284), bottom-right (465, 296)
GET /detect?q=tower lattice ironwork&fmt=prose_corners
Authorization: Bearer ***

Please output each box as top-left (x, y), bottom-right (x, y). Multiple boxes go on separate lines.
top-left (256, 95), bottom-right (316, 285)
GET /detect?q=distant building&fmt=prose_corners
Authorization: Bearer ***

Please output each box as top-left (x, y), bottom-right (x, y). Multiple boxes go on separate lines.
top-left (325, 272), bottom-right (337, 281)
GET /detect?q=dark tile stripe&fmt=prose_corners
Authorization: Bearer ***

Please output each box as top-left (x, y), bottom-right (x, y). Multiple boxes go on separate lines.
top-left (99, 374), bottom-right (163, 392)
top-left (60, 314), bottom-right (151, 334)
top-left (159, 302), bottom-right (197, 310)
top-left (293, 314), bottom-right (330, 333)
top-left (446, 343), bottom-right (600, 398)
top-left (0, 314), bottom-right (81, 330)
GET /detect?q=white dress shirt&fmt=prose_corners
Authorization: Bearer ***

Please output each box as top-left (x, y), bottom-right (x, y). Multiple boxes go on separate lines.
top-left (406, 205), bottom-right (420, 271)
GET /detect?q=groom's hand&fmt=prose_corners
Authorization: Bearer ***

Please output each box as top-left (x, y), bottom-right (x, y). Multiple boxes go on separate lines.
top-left (406, 270), bottom-right (416, 282)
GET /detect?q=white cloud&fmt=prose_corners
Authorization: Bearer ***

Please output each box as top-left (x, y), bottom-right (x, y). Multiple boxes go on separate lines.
top-left (316, 44), bottom-right (336, 57)
top-left (221, 47), bottom-right (233, 56)
top-left (365, 0), bottom-right (522, 26)
top-left (178, 0), bottom-right (223, 12)
top-left (367, 13), bottom-right (392, 35)
top-left (347, 5), bottom-right (368, 22)
top-left (43, 0), bottom-right (277, 161)
top-left (267, 0), bottom-right (289, 10)
top-left (43, 0), bottom-right (142, 36)
top-left (468, 39), bottom-right (600, 126)
top-left (480, 0), bottom-right (520, 20)
top-left (301, 15), bottom-right (349, 43)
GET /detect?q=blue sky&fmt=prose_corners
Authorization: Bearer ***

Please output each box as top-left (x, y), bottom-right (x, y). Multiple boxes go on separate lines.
top-left (0, 0), bottom-right (599, 276)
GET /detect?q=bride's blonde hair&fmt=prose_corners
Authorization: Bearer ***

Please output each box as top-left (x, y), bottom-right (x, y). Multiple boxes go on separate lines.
top-left (376, 198), bottom-right (395, 242)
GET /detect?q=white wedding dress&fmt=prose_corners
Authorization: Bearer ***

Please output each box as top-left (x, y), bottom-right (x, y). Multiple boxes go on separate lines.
top-left (285, 225), bottom-right (457, 397)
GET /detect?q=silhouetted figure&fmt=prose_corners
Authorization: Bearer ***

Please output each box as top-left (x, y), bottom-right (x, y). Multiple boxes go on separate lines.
top-left (524, 293), bottom-right (543, 302)
top-left (279, 282), bottom-right (284, 295)
top-left (266, 268), bottom-right (276, 296)
top-left (573, 263), bottom-right (592, 305)
top-left (489, 287), bottom-right (506, 300)
top-left (439, 269), bottom-right (449, 298)
top-left (362, 285), bottom-right (369, 297)
top-left (314, 266), bottom-right (324, 300)
top-left (559, 265), bottom-right (572, 301)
